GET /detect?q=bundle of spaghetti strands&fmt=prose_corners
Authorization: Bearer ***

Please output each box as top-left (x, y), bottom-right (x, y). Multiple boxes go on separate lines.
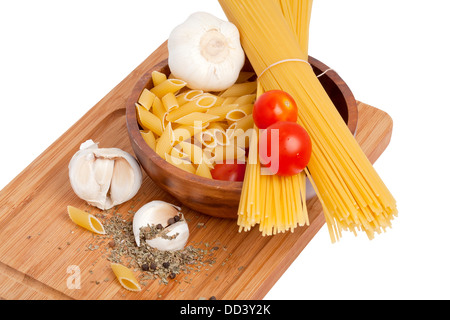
top-left (219, 0), bottom-right (398, 242)
top-left (237, 82), bottom-right (309, 236)
top-left (237, 0), bottom-right (314, 236)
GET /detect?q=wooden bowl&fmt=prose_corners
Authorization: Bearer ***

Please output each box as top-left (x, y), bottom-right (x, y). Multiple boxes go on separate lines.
top-left (126, 52), bottom-right (357, 219)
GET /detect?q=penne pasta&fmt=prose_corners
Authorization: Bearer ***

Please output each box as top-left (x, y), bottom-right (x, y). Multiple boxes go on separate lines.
top-left (166, 95), bottom-right (217, 122)
top-left (170, 143), bottom-right (190, 160)
top-left (228, 113), bottom-right (254, 132)
top-left (226, 109), bottom-right (247, 122)
top-left (211, 144), bottom-right (246, 163)
top-left (135, 71), bottom-right (260, 181)
top-left (162, 92), bottom-right (179, 112)
top-left (150, 78), bottom-right (187, 98)
top-left (176, 89), bottom-right (204, 105)
top-left (110, 263), bottom-right (141, 292)
top-left (219, 81), bottom-right (257, 98)
top-left (156, 122), bottom-right (174, 157)
top-left (233, 94), bottom-right (256, 105)
top-left (151, 96), bottom-right (166, 122)
top-left (151, 70), bottom-right (167, 87)
top-left (138, 88), bottom-right (156, 111)
top-left (195, 162), bottom-right (213, 179)
top-left (174, 112), bottom-right (220, 126)
top-left (135, 103), bottom-right (163, 136)
top-left (164, 153), bottom-right (196, 174)
top-left (207, 123), bottom-right (230, 146)
top-left (140, 130), bottom-right (156, 150)
top-left (179, 141), bottom-right (204, 165)
top-left (236, 71), bottom-right (256, 83)
top-left (206, 103), bottom-right (240, 121)
top-left (172, 125), bottom-right (195, 145)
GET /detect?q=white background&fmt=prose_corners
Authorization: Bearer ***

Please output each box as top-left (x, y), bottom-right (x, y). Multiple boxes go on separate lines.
top-left (1, 0), bottom-right (449, 300)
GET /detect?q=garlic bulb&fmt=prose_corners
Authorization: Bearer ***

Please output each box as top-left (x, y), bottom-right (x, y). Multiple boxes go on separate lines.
top-left (168, 11), bottom-right (245, 91)
top-left (69, 140), bottom-right (142, 210)
top-left (133, 201), bottom-right (189, 251)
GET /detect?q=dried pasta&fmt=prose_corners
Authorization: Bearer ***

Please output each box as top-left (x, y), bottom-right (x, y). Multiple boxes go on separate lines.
top-left (110, 263), bottom-right (141, 292)
top-left (219, 0), bottom-right (397, 241)
top-left (67, 205), bottom-right (105, 235)
top-left (135, 72), bottom-right (258, 180)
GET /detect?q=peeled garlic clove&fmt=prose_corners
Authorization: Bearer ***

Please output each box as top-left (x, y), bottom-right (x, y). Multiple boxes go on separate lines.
top-left (69, 140), bottom-right (142, 210)
top-left (133, 201), bottom-right (189, 251)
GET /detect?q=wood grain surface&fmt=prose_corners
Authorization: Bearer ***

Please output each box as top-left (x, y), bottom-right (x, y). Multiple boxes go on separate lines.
top-left (0, 41), bottom-right (393, 300)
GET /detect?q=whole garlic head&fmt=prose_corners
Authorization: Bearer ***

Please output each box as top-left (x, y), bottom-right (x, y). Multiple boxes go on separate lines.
top-left (69, 140), bottom-right (142, 210)
top-left (168, 11), bottom-right (245, 91)
top-left (133, 201), bottom-right (189, 251)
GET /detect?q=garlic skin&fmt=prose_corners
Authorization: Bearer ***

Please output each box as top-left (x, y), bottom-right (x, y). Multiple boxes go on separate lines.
top-left (133, 201), bottom-right (189, 251)
top-left (69, 140), bottom-right (142, 210)
top-left (168, 11), bottom-right (245, 91)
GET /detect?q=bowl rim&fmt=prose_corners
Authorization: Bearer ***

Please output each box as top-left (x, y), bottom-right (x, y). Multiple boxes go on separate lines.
top-left (126, 56), bottom-right (357, 191)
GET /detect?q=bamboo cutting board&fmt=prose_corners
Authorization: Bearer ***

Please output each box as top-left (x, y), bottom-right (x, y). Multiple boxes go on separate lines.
top-left (0, 43), bottom-right (394, 300)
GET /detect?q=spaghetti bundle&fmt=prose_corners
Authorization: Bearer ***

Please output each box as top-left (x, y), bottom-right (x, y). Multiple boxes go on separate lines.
top-left (237, 1), bottom-right (313, 236)
top-left (238, 83), bottom-right (309, 236)
top-left (219, 0), bottom-right (397, 242)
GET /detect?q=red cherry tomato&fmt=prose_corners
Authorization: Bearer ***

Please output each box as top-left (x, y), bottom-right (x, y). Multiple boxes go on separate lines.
top-left (259, 121), bottom-right (312, 176)
top-left (211, 161), bottom-right (246, 181)
top-left (253, 90), bottom-right (298, 129)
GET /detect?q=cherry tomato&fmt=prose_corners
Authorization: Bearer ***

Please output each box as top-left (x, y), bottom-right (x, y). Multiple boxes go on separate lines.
top-left (253, 90), bottom-right (298, 129)
top-left (211, 161), bottom-right (246, 181)
top-left (259, 121), bottom-right (312, 176)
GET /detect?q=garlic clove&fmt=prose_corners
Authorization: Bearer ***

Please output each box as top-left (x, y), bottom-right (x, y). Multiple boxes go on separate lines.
top-left (132, 201), bottom-right (188, 251)
top-left (146, 221), bottom-right (189, 251)
top-left (69, 140), bottom-right (142, 210)
top-left (93, 157), bottom-right (115, 207)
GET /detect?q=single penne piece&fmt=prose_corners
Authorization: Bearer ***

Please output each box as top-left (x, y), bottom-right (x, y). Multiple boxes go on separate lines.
top-left (166, 95), bottom-right (217, 122)
top-left (208, 123), bottom-right (230, 146)
top-left (140, 130), bottom-right (156, 150)
top-left (219, 81), bottom-right (257, 98)
top-left (197, 129), bottom-right (217, 149)
top-left (135, 103), bottom-right (163, 136)
top-left (150, 78), bottom-right (187, 98)
top-left (161, 92), bottom-right (179, 112)
top-left (110, 263), bottom-right (141, 292)
top-left (138, 88), bottom-right (156, 111)
top-left (176, 89), bottom-right (204, 106)
top-left (211, 95), bottom-right (226, 106)
top-left (233, 94), bottom-right (256, 106)
top-left (229, 113), bottom-right (254, 132)
top-left (226, 109), bottom-right (247, 122)
top-left (152, 70), bottom-right (167, 87)
top-left (179, 141), bottom-right (205, 165)
top-left (156, 122), bottom-right (174, 158)
top-left (236, 71), bottom-right (256, 83)
top-left (67, 206), bottom-right (106, 235)
top-left (206, 104), bottom-right (240, 121)
top-left (164, 153), bottom-right (196, 174)
top-left (174, 112), bottom-right (220, 126)
top-left (170, 143), bottom-right (190, 160)
top-left (219, 96), bottom-right (238, 105)
top-left (172, 125), bottom-right (195, 145)
top-left (151, 96), bottom-right (166, 121)
top-left (226, 104), bottom-right (254, 122)
top-left (195, 162), bottom-right (213, 179)
top-left (236, 104), bottom-right (254, 115)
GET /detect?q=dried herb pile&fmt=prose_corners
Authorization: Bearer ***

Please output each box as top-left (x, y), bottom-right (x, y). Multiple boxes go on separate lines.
top-left (99, 211), bottom-right (219, 286)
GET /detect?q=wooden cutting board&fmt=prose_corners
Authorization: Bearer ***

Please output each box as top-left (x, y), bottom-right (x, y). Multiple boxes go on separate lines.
top-left (0, 43), bottom-right (393, 300)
